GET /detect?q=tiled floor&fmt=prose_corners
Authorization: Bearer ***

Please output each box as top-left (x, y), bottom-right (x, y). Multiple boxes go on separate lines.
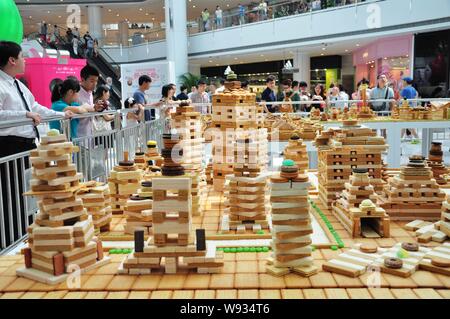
top-left (0, 185), bottom-right (448, 299)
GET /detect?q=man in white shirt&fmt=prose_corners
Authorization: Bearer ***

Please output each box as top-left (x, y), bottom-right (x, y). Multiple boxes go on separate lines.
top-left (190, 79), bottom-right (210, 114)
top-left (0, 41), bottom-right (73, 156)
top-left (0, 41), bottom-right (73, 245)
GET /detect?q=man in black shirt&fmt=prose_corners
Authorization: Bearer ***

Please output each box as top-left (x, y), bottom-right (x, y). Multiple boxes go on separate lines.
top-left (261, 75), bottom-right (277, 113)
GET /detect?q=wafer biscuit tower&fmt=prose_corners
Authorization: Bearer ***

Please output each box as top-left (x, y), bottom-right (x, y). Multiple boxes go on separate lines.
top-left (211, 71), bottom-right (266, 191)
top-left (332, 169), bottom-right (390, 238)
top-left (314, 120), bottom-right (388, 208)
top-left (427, 142), bottom-right (448, 185)
top-left (108, 152), bottom-right (143, 214)
top-left (119, 140), bottom-right (224, 274)
top-left (266, 159), bottom-right (317, 277)
top-left (145, 140), bottom-right (164, 168)
top-left (283, 134), bottom-right (309, 172)
top-left (171, 101), bottom-right (207, 216)
top-left (77, 182), bottom-right (112, 234)
top-left (379, 155), bottom-right (445, 220)
top-left (213, 72), bottom-right (270, 233)
top-left (123, 180), bottom-right (153, 235)
top-left (17, 131), bottom-right (108, 284)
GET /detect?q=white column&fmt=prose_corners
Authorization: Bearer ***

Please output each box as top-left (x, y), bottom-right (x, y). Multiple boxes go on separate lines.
top-left (165, 0), bottom-right (188, 85)
top-left (87, 5), bottom-right (103, 43)
top-left (293, 52), bottom-right (311, 85)
top-left (118, 21), bottom-right (129, 46)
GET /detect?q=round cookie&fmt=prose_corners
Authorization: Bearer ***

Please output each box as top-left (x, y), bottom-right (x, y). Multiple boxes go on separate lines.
top-left (384, 257), bottom-right (403, 269)
top-left (360, 243), bottom-right (378, 253)
top-left (401, 242), bottom-right (419, 252)
top-left (135, 152), bottom-right (145, 156)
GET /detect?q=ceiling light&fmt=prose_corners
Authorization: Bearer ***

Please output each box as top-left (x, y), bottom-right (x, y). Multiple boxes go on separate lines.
top-left (152, 17), bottom-right (155, 20)
top-left (116, 13), bottom-right (120, 16)
top-left (139, 8), bottom-right (143, 11)
top-left (321, 53), bottom-right (324, 56)
top-left (322, 47), bottom-right (326, 51)
top-left (193, 5), bottom-right (196, 8)
top-left (47, 11), bottom-right (51, 14)
top-left (108, 9), bottom-right (112, 12)
top-left (209, 60), bottom-right (213, 63)
top-left (146, 13), bottom-right (149, 16)
top-left (356, 44), bottom-right (360, 47)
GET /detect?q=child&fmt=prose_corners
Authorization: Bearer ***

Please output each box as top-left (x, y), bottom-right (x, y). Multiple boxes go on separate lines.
top-left (124, 97), bottom-right (144, 127)
top-left (50, 77), bottom-right (90, 138)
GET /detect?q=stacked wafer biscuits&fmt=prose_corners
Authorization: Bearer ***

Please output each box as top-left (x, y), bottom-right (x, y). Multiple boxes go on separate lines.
top-left (18, 130), bottom-right (107, 284)
top-left (211, 72), bottom-right (266, 191)
top-left (283, 134), bottom-right (309, 173)
top-left (119, 178), bottom-right (223, 274)
top-left (108, 152), bottom-right (143, 214)
top-left (266, 159), bottom-right (317, 277)
top-left (427, 142), bottom-right (448, 185)
top-left (77, 181), bottom-right (112, 234)
top-left (332, 168), bottom-right (390, 238)
top-left (379, 155), bottom-right (445, 220)
top-left (123, 180), bottom-right (153, 235)
top-left (314, 120), bottom-right (388, 208)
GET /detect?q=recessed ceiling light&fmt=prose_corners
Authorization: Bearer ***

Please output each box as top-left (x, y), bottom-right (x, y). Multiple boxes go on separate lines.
top-left (47, 11), bottom-right (51, 13)
top-left (108, 9), bottom-right (112, 12)
top-left (152, 17), bottom-right (155, 20)
top-left (58, 16), bottom-right (61, 18)
top-left (356, 44), bottom-right (360, 47)
top-left (116, 13), bottom-right (120, 16)
top-left (321, 53), bottom-right (324, 56)
top-left (146, 13), bottom-right (149, 16)
top-left (209, 60), bottom-right (213, 63)
top-left (29, 16), bottom-right (32, 19)
top-left (193, 5), bottom-right (196, 8)
top-left (216, 64), bottom-right (219, 66)
top-left (260, 54), bottom-right (264, 57)
top-left (139, 8), bottom-right (143, 11)
top-left (234, 57), bottom-right (238, 60)
top-left (345, 49), bottom-right (349, 52)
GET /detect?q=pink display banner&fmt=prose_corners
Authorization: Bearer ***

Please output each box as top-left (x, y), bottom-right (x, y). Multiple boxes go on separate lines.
top-left (20, 57), bottom-right (87, 108)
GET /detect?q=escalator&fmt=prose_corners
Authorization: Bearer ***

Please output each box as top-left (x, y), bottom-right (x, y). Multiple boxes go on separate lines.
top-left (28, 30), bottom-right (123, 109)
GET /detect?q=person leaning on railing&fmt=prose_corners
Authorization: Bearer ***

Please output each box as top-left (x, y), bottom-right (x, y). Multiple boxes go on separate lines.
top-left (0, 41), bottom-right (74, 157)
top-left (0, 41), bottom-right (74, 245)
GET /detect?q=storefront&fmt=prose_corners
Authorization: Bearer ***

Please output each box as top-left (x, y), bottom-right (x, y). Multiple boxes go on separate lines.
top-left (353, 35), bottom-right (413, 98)
top-left (310, 55), bottom-right (343, 91)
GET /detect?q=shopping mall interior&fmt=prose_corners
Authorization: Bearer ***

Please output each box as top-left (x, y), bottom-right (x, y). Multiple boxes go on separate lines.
top-left (0, 0), bottom-right (449, 304)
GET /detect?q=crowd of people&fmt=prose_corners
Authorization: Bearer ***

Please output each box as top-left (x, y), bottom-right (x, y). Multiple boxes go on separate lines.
top-left (198, 0), bottom-right (361, 32)
top-left (38, 23), bottom-right (99, 59)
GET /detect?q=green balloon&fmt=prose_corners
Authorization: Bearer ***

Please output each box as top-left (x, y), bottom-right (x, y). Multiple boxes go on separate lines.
top-left (0, 0), bottom-right (23, 44)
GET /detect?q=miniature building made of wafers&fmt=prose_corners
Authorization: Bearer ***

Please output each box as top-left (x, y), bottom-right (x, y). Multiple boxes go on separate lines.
top-left (379, 155), bottom-right (445, 220)
top-left (314, 120), bottom-right (388, 208)
top-left (17, 130), bottom-right (109, 284)
top-left (283, 134), bottom-right (309, 173)
top-left (108, 152), bottom-right (143, 214)
top-left (119, 177), bottom-right (224, 274)
top-left (77, 181), bottom-right (112, 234)
top-left (266, 159), bottom-right (318, 277)
top-left (427, 141), bottom-right (448, 185)
top-left (211, 71), bottom-right (266, 191)
top-left (145, 140), bottom-right (164, 168)
top-left (171, 101), bottom-right (207, 216)
top-left (123, 180), bottom-right (153, 235)
top-left (332, 168), bottom-right (390, 238)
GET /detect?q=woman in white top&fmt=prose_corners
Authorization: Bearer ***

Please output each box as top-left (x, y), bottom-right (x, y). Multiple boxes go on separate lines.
top-left (215, 6), bottom-right (223, 28)
top-left (72, 36), bottom-right (79, 56)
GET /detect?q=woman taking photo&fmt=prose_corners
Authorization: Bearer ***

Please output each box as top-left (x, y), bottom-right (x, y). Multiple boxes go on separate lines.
top-left (310, 84), bottom-right (326, 112)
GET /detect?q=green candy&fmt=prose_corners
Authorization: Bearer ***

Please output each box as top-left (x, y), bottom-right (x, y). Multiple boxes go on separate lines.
top-left (236, 247), bottom-right (244, 253)
top-left (331, 245), bottom-right (338, 251)
top-left (249, 247), bottom-right (256, 252)
top-left (243, 247), bottom-right (250, 252)
top-left (282, 159), bottom-right (295, 167)
top-left (223, 248), bottom-right (231, 253)
top-left (109, 249), bottom-right (118, 254)
top-left (338, 243), bottom-right (345, 248)
top-left (256, 247), bottom-right (263, 252)
top-left (262, 247), bottom-right (269, 252)
top-left (257, 230), bottom-right (265, 235)
top-left (311, 245), bottom-right (316, 251)
top-left (230, 248), bottom-right (237, 253)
